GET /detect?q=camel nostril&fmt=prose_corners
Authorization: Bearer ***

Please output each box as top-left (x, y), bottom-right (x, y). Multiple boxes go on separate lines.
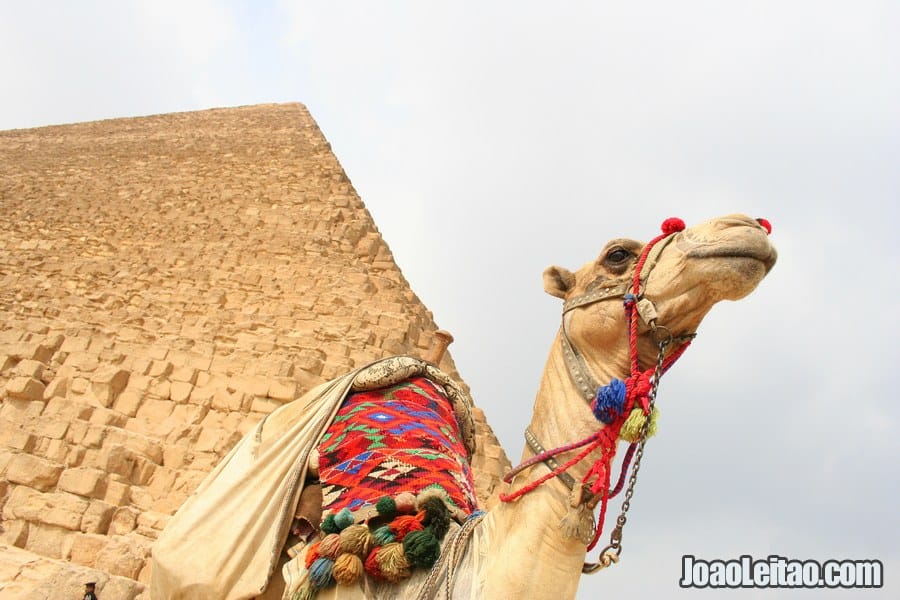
top-left (756, 218), bottom-right (772, 235)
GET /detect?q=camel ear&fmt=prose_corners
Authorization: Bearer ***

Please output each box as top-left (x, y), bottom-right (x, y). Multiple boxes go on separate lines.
top-left (543, 266), bottom-right (575, 299)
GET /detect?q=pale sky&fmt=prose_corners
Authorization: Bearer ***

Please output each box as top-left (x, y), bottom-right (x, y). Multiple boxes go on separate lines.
top-left (2, 2), bottom-right (897, 598)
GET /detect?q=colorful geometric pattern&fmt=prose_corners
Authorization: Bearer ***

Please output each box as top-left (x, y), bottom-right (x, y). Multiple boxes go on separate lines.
top-left (318, 377), bottom-right (477, 517)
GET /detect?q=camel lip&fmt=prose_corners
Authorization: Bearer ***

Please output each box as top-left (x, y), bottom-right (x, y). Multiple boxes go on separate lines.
top-left (687, 247), bottom-right (778, 273)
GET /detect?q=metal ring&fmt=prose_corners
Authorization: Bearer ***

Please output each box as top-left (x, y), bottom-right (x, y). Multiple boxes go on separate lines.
top-left (650, 324), bottom-right (674, 345)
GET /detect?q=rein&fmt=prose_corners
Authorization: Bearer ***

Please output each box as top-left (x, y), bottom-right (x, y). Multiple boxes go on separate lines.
top-left (500, 217), bottom-right (695, 573)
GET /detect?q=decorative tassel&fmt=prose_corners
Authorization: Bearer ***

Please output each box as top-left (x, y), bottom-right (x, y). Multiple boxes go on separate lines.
top-left (592, 378), bottom-right (627, 424)
top-left (374, 543), bottom-right (411, 583)
top-left (388, 513), bottom-right (424, 541)
top-left (364, 548), bottom-right (386, 581)
top-left (333, 553), bottom-right (365, 585)
top-left (372, 524), bottom-right (395, 546)
top-left (619, 406), bottom-right (659, 443)
top-left (403, 528), bottom-right (440, 569)
top-left (321, 513), bottom-right (338, 534)
top-left (308, 557), bottom-right (335, 589)
top-left (376, 496), bottom-right (397, 520)
top-left (318, 533), bottom-right (342, 559)
top-left (334, 508), bottom-right (355, 530)
top-left (394, 491), bottom-right (417, 514)
top-left (340, 524), bottom-right (374, 556)
top-left (420, 496), bottom-right (451, 539)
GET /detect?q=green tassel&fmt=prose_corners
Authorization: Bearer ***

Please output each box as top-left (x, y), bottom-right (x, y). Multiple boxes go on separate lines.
top-left (403, 527), bottom-right (441, 569)
top-left (321, 513), bottom-right (338, 534)
top-left (376, 496), bottom-right (398, 520)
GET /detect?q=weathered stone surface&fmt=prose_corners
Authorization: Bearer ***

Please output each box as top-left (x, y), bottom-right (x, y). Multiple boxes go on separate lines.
top-left (4, 486), bottom-right (89, 531)
top-left (58, 467), bottom-right (108, 499)
top-left (5, 454), bottom-right (64, 491)
top-left (4, 377), bottom-right (46, 401)
top-left (90, 367), bottom-right (130, 407)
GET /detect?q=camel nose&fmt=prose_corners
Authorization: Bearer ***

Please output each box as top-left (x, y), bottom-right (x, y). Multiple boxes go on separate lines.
top-left (756, 218), bottom-right (772, 235)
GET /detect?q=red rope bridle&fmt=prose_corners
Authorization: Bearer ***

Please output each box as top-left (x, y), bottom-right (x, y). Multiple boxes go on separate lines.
top-left (500, 217), bottom-right (694, 554)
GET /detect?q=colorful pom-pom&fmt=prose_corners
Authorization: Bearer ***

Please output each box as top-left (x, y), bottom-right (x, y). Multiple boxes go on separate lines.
top-left (592, 378), bottom-right (626, 424)
top-left (394, 492), bottom-right (417, 514)
top-left (340, 524), bottom-right (374, 556)
top-left (304, 541), bottom-right (322, 569)
top-left (403, 528), bottom-right (441, 569)
top-left (372, 524), bottom-right (396, 546)
top-left (321, 513), bottom-right (339, 534)
top-left (334, 508), bottom-right (355, 531)
top-left (364, 548), bottom-right (386, 581)
top-left (333, 553), bottom-right (364, 585)
top-left (661, 217), bottom-right (685, 234)
top-left (420, 496), bottom-right (451, 539)
top-left (375, 496), bottom-right (398, 520)
top-left (374, 543), bottom-right (411, 583)
top-left (318, 533), bottom-right (342, 559)
top-left (388, 513), bottom-right (424, 541)
top-left (619, 406), bottom-right (659, 443)
top-left (309, 557), bottom-right (336, 589)
top-left (756, 217), bottom-right (772, 234)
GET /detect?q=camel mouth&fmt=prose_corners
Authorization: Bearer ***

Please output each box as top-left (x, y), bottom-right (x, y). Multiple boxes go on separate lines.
top-left (687, 246), bottom-right (777, 273)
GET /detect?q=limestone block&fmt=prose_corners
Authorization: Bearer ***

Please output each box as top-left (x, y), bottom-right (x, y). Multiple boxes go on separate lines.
top-left (81, 500), bottom-right (115, 534)
top-left (103, 479), bottom-right (130, 507)
top-left (90, 367), bottom-right (129, 407)
top-left (1, 518), bottom-right (28, 547)
top-left (42, 376), bottom-right (69, 400)
top-left (58, 467), bottom-right (108, 499)
top-left (32, 418), bottom-right (69, 439)
top-left (130, 357), bottom-right (152, 376)
top-left (42, 439), bottom-right (69, 463)
top-left (82, 424), bottom-right (107, 448)
top-left (136, 511), bottom-right (170, 538)
top-left (170, 366), bottom-right (198, 384)
top-left (5, 454), bottom-right (64, 491)
top-left (114, 389), bottom-right (142, 417)
top-left (135, 398), bottom-right (174, 421)
top-left (170, 402), bottom-right (208, 425)
top-left (64, 352), bottom-right (100, 372)
top-left (13, 359), bottom-right (45, 379)
top-left (0, 425), bottom-right (37, 452)
top-left (4, 377), bottom-right (46, 401)
top-left (148, 379), bottom-right (171, 401)
top-left (88, 406), bottom-right (127, 427)
top-left (60, 336), bottom-right (91, 353)
top-left (130, 456), bottom-right (156, 486)
top-left (267, 378), bottom-right (297, 402)
top-left (147, 360), bottom-right (172, 378)
top-left (109, 506), bottom-right (139, 535)
top-left (24, 522), bottom-right (75, 560)
top-left (0, 354), bottom-right (15, 373)
top-left (169, 380), bottom-right (193, 403)
top-left (70, 532), bottom-right (106, 567)
top-left (251, 396), bottom-right (281, 414)
top-left (211, 388), bottom-right (244, 412)
top-left (5, 487), bottom-right (89, 530)
top-left (69, 377), bottom-right (90, 395)
top-left (96, 445), bottom-right (135, 479)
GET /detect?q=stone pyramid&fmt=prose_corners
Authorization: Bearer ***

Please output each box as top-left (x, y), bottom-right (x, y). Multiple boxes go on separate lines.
top-left (0, 103), bottom-right (511, 598)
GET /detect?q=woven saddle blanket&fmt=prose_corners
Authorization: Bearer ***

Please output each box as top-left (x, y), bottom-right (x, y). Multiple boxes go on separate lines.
top-left (318, 376), bottom-right (478, 520)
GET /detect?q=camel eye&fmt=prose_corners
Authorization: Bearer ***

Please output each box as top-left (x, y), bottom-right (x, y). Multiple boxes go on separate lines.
top-left (605, 247), bottom-right (632, 265)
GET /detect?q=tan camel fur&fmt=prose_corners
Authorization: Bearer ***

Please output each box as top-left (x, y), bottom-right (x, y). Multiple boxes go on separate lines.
top-left (283, 213), bottom-right (776, 600)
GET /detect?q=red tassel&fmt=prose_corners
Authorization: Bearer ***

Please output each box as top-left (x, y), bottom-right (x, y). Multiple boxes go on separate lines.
top-left (756, 217), bottom-right (772, 234)
top-left (661, 217), bottom-right (685, 234)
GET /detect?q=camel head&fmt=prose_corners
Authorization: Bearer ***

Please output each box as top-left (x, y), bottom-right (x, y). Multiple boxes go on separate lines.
top-left (543, 214), bottom-right (776, 375)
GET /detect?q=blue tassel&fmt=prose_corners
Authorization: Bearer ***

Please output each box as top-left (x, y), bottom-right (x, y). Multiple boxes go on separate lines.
top-left (309, 557), bottom-right (336, 589)
top-left (592, 378), bottom-right (626, 424)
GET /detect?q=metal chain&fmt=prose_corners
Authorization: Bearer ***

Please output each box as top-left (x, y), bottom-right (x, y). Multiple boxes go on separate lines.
top-left (585, 337), bottom-right (670, 573)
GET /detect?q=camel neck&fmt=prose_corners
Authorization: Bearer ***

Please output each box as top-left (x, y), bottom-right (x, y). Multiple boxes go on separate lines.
top-left (475, 332), bottom-right (629, 599)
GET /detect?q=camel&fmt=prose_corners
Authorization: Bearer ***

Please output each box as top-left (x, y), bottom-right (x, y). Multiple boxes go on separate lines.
top-left (151, 213), bottom-right (776, 600)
